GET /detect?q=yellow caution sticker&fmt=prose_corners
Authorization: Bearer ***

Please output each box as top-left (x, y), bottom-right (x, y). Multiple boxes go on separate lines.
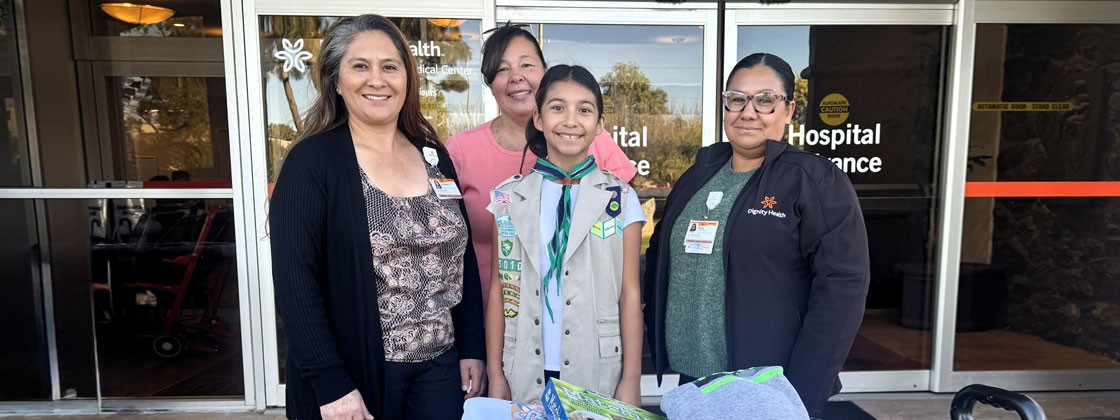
top-left (819, 93), bottom-right (850, 126)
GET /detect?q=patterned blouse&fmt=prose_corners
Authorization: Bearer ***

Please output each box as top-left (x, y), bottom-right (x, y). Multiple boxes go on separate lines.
top-left (361, 165), bottom-right (466, 362)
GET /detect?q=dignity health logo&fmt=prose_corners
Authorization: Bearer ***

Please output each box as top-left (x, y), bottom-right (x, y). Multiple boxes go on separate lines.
top-left (748, 196), bottom-right (787, 218)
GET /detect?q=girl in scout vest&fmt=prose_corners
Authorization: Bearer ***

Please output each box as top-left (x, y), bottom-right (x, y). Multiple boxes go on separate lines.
top-left (484, 65), bottom-right (645, 406)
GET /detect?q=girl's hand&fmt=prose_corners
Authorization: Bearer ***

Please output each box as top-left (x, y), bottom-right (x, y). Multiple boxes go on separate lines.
top-left (613, 378), bottom-right (641, 408)
top-left (488, 371), bottom-right (512, 401)
top-left (320, 389), bottom-right (374, 420)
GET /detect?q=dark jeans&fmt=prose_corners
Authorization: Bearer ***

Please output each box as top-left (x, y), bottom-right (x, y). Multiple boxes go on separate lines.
top-left (382, 347), bottom-right (464, 420)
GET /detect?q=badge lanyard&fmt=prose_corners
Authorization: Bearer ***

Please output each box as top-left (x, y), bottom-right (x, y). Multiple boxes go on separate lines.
top-left (423, 146), bottom-right (462, 200)
top-left (704, 191), bottom-right (724, 219)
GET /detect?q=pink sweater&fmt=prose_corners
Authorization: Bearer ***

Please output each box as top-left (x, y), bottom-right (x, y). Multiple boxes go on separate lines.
top-left (446, 119), bottom-right (637, 308)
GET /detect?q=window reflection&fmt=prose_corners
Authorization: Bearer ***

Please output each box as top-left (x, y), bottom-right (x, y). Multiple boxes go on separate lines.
top-left (108, 76), bottom-right (230, 184)
top-left (89, 197), bottom-right (243, 396)
top-left (533, 23), bottom-right (706, 375)
top-left (261, 16), bottom-right (486, 382)
top-left (540, 24), bottom-right (705, 191)
top-left (260, 16), bottom-right (485, 182)
top-left (90, 1), bottom-right (222, 38)
top-left (0, 0), bottom-right (29, 187)
top-left (741, 25), bottom-right (947, 371)
top-left (959, 24), bottom-right (1120, 371)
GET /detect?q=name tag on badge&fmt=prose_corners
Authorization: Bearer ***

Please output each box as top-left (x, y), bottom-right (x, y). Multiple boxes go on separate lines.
top-left (429, 178), bottom-right (462, 199)
top-left (683, 220), bottom-right (719, 254)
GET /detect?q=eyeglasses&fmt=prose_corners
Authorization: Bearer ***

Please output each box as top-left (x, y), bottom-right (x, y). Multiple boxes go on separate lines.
top-left (721, 91), bottom-right (789, 114)
top-left (482, 22), bottom-right (531, 35)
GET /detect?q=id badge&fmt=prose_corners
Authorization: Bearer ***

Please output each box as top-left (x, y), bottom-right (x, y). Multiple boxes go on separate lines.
top-left (430, 178), bottom-right (463, 199)
top-left (683, 220), bottom-right (719, 254)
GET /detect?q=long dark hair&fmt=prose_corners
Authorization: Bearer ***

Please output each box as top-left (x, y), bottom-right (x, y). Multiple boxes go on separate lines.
top-left (299, 14), bottom-right (444, 153)
top-left (524, 65), bottom-right (604, 159)
top-left (728, 52), bottom-right (795, 98)
top-left (481, 24), bottom-right (547, 87)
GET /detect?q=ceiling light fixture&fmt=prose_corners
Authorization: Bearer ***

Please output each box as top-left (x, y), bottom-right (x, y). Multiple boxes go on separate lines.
top-left (427, 18), bottom-right (465, 28)
top-left (100, 3), bottom-right (176, 25)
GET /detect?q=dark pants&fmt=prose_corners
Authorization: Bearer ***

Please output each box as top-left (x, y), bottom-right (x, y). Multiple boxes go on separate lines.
top-left (382, 347), bottom-right (464, 420)
top-left (678, 373), bottom-right (698, 385)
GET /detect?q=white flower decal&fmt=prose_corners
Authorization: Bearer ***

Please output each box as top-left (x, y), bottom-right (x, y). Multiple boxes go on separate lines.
top-left (274, 38), bottom-right (312, 73)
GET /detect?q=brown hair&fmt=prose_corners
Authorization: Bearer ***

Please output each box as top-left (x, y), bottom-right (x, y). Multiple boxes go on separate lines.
top-left (481, 24), bottom-right (546, 87)
top-left (300, 14), bottom-right (444, 153)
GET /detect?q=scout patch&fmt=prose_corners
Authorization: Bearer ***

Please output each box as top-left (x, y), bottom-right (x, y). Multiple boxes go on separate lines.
top-left (591, 217), bottom-right (623, 239)
top-left (500, 240), bottom-right (513, 256)
top-left (492, 189), bottom-right (512, 205)
top-left (498, 258), bottom-right (522, 272)
top-left (496, 214), bottom-right (517, 237)
top-left (500, 272), bottom-right (521, 318)
top-left (605, 186), bottom-right (622, 218)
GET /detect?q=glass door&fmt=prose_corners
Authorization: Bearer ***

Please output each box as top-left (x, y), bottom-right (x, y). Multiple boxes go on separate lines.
top-left (87, 62), bottom-right (245, 401)
top-left (944, 0), bottom-right (1120, 392)
top-left (728, 3), bottom-right (954, 393)
top-left (497, 2), bottom-right (719, 398)
top-left (245, 0), bottom-right (489, 405)
top-left (1, 0), bottom-right (253, 412)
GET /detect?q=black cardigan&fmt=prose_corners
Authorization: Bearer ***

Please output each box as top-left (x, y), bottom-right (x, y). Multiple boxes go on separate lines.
top-left (644, 140), bottom-right (869, 418)
top-left (270, 125), bottom-right (485, 420)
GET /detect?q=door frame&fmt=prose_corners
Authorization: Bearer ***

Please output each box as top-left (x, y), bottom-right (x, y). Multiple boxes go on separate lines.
top-left (934, 0), bottom-right (1120, 393)
top-left (240, 0), bottom-right (490, 407)
top-left (727, 2), bottom-right (953, 393)
top-left (0, 0), bottom-right (257, 413)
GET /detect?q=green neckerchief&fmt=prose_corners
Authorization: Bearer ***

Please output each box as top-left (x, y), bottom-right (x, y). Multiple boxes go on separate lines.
top-left (530, 155), bottom-right (598, 321)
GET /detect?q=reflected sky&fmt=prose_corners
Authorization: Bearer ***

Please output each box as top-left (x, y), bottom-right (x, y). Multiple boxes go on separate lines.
top-left (738, 26), bottom-right (811, 79)
top-left (541, 24), bottom-right (705, 113)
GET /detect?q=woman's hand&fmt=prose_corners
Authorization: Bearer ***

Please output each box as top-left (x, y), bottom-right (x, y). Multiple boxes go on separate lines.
top-left (613, 378), bottom-right (641, 408)
top-left (460, 358), bottom-right (486, 399)
top-left (488, 370), bottom-right (512, 401)
top-left (320, 389), bottom-right (374, 420)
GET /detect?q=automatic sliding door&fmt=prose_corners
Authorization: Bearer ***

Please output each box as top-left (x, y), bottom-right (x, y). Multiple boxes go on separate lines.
top-left (731, 4), bottom-right (953, 392)
top-left (87, 64), bottom-right (242, 398)
top-left (958, 23), bottom-right (1120, 374)
top-left (255, 14), bottom-right (486, 403)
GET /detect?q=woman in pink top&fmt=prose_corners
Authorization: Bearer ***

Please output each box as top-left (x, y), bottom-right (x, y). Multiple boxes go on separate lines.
top-left (447, 25), bottom-right (636, 307)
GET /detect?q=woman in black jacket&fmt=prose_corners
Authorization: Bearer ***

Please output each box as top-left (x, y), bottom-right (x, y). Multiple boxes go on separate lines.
top-left (643, 53), bottom-right (869, 419)
top-left (270, 14), bottom-right (485, 420)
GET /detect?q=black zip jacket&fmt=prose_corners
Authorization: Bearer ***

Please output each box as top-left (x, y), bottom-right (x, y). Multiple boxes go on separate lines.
top-left (643, 140), bottom-right (869, 418)
top-left (271, 125), bottom-right (485, 420)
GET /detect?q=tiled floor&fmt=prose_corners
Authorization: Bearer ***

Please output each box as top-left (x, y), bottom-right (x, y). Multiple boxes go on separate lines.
top-left (850, 312), bottom-right (1120, 372)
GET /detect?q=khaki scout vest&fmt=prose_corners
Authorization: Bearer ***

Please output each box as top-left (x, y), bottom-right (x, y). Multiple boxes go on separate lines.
top-left (490, 169), bottom-right (629, 405)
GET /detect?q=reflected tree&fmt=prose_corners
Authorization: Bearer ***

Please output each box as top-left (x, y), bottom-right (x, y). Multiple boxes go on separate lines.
top-left (261, 16), bottom-right (325, 134)
top-left (393, 18), bottom-right (475, 140)
top-left (124, 77), bottom-right (213, 174)
top-left (599, 62), bottom-right (700, 188)
top-left (601, 62), bottom-right (669, 115)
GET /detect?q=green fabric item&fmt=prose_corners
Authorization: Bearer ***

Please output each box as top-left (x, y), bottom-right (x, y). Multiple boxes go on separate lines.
top-left (697, 367), bottom-right (783, 394)
top-left (531, 155), bottom-right (598, 321)
top-left (665, 160), bottom-right (755, 378)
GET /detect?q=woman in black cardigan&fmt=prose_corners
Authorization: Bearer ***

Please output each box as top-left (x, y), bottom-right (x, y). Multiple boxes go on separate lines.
top-left (270, 15), bottom-right (485, 420)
